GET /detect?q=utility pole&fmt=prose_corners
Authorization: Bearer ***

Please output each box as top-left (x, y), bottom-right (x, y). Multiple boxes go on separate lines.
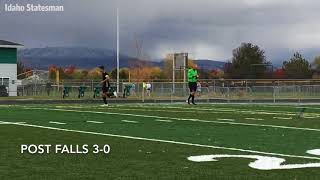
top-left (116, 8), bottom-right (120, 94)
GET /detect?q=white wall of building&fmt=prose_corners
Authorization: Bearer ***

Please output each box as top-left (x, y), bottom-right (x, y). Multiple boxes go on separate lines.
top-left (0, 64), bottom-right (17, 96)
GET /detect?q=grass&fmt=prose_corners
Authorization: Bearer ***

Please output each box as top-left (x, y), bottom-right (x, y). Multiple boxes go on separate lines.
top-left (2, 103), bottom-right (320, 179)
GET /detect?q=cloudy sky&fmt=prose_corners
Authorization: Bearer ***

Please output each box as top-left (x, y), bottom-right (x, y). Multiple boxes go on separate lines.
top-left (0, 0), bottom-right (320, 63)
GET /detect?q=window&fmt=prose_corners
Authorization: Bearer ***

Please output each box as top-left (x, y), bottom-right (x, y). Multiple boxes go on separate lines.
top-left (0, 78), bottom-right (9, 87)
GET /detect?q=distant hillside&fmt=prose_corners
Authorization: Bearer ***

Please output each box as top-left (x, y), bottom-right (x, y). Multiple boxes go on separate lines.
top-left (18, 47), bottom-right (225, 70)
top-left (195, 59), bottom-right (225, 70)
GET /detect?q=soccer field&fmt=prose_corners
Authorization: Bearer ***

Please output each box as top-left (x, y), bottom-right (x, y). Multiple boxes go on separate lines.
top-left (2, 103), bottom-right (320, 180)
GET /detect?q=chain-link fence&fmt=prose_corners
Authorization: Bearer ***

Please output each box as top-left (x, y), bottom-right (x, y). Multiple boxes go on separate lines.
top-left (13, 79), bottom-right (320, 102)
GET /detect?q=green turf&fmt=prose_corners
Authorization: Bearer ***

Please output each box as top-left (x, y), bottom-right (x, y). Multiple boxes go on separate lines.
top-left (2, 103), bottom-right (320, 179)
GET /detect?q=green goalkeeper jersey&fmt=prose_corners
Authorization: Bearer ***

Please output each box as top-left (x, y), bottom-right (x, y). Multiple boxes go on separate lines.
top-left (188, 68), bottom-right (198, 82)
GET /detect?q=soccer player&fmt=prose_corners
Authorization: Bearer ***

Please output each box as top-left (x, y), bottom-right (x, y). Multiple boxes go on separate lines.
top-left (187, 64), bottom-right (199, 105)
top-left (99, 66), bottom-right (110, 106)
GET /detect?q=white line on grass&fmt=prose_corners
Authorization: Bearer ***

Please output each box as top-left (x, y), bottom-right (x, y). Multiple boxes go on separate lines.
top-left (28, 104), bottom-right (320, 117)
top-left (245, 118), bottom-right (264, 121)
top-left (303, 117), bottom-right (318, 119)
top-left (49, 121), bottom-right (66, 125)
top-left (118, 106), bottom-right (299, 116)
top-left (273, 117), bottom-right (293, 120)
top-left (122, 120), bottom-right (138, 123)
top-left (23, 108), bottom-right (320, 132)
top-left (217, 118), bottom-right (235, 122)
top-left (155, 119), bottom-right (173, 123)
top-left (0, 121), bottom-right (26, 124)
top-left (0, 122), bottom-right (10, 125)
top-left (2, 121), bottom-right (320, 161)
top-left (86, 121), bottom-right (104, 124)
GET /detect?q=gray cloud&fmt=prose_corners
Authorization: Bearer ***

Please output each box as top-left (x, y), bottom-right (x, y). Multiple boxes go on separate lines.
top-left (1, 0), bottom-right (320, 62)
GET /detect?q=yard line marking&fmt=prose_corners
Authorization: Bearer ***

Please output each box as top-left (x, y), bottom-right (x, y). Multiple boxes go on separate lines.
top-left (114, 106), bottom-right (299, 116)
top-left (44, 105), bottom-right (299, 117)
top-left (155, 119), bottom-right (172, 123)
top-left (273, 117), bottom-right (292, 120)
top-left (49, 121), bottom-right (66, 125)
top-left (0, 121), bottom-right (10, 125)
top-left (245, 118), bottom-right (264, 121)
top-left (24, 104), bottom-right (320, 117)
top-left (217, 118), bottom-right (235, 122)
top-left (22, 108), bottom-right (320, 132)
top-left (2, 121), bottom-right (320, 161)
top-left (303, 117), bottom-right (318, 119)
top-left (86, 121), bottom-right (104, 124)
top-left (122, 120), bottom-right (138, 123)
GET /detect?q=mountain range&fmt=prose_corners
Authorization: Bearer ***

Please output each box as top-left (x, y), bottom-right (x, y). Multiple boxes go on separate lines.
top-left (18, 47), bottom-right (226, 71)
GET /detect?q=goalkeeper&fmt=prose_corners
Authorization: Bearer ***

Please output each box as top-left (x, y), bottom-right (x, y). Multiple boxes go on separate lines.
top-left (187, 64), bottom-right (199, 105)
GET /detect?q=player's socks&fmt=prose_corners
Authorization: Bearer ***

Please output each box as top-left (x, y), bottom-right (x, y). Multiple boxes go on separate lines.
top-left (191, 95), bottom-right (196, 105)
top-left (103, 97), bottom-right (108, 104)
top-left (187, 95), bottom-right (192, 104)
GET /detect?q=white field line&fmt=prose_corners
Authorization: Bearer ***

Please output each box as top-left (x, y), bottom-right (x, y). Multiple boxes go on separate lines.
top-left (217, 118), bottom-right (235, 122)
top-left (0, 121), bottom-right (27, 124)
top-left (38, 105), bottom-right (296, 117)
top-left (121, 120), bottom-right (138, 123)
top-left (2, 121), bottom-right (320, 161)
top-left (100, 107), bottom-right (298, 116)
top-left (245, 118), bottom-right (264, 121)
top-left (114, 106), bottom-right (320, 117)
top-left (21, 104), bottom-right (320, 117)
top-left (49, 121), bottom-right (66, 125)
top-left (155, 119), bottom-right (173, 123)
top-left (86, 121), bottom-right (104, 124)
top-left (98, 107), bottom-right (228, 115)
top-left (22, 107), bottom-right (320, 133)
top-left (0, 121), bottom-right (11, 125)
top-left (303, 116), bottom-right (318, 119)
top-left (124, 106), bottom-right (298, 115)
top-left (273, 117), bottom-right (293, 120)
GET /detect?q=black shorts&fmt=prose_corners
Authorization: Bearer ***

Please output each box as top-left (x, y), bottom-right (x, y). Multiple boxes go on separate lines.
top-left (189, 82), bottom-right (197, 92)
top-left (102, 86), bottom-right (109, 93)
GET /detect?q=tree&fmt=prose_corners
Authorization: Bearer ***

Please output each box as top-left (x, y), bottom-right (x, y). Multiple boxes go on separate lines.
top-left (212, 69), bottom-right (225, 79)
top-left (48, 65), bottom-right (57, 80)
top-left (129, 66), bottom-right (161, 81)
top-left (17, 60), bottom-right (27, 79)
top-left (163, 54), bottom-right (174, 80)
top-left (283, 52), bottom-right (312, 79)
top-left (274, 69), bottom-right (285, 79)
top-left (120, 68), bottom-right (129, 80)
top-left (312, 56), bottom-right (320, 71)
top-left (87, 68), bottom-right (101, 80)
top-left (110, 68), bottom-right (129, 80)
top-left (230, 43), bottom-right (269, 79)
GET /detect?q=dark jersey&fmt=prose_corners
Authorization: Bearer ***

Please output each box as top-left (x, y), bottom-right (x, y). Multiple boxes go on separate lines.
top-left (102, 72), bottom-right (110, 88)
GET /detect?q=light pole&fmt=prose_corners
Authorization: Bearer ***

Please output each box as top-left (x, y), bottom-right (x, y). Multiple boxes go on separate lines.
top-left (116, 8), bottom-right (120, 94)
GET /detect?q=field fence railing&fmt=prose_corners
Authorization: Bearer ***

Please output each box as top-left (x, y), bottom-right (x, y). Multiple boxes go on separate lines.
top-left (15, 80), bottom-right (320, 103)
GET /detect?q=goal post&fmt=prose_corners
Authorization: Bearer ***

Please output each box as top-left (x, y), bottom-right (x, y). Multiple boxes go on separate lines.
top-left (172, 53), bottom-right (189, 94)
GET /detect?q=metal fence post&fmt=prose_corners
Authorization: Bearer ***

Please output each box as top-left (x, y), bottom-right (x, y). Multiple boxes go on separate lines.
top-left (273, 86), bottom-right (276, 103)
top-left (298, 85), bottom-right (301, 103)
top-left (142, 83), bottom-right (145, 103)
top-left (227, 87), bottom-right (230, 103)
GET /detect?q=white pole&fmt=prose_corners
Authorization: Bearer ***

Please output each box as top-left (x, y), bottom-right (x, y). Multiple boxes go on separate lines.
top-left (116, 8), bottom-right (120, 94)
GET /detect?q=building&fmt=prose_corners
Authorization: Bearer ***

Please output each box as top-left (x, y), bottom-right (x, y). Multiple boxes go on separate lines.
top-left (0, 40), bottom-right (23, 96)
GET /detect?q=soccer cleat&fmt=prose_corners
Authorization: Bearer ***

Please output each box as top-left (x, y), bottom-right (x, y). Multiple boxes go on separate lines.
top-left (100, 104), bottom-right (109, 107)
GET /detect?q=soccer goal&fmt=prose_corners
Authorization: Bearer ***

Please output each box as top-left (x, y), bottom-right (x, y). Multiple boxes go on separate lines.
top-left (172, 53), bottom-right (189, 94)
